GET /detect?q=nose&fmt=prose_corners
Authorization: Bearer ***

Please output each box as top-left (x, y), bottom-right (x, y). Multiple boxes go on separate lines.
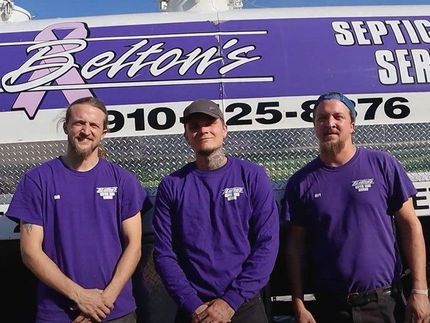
top-left (198, 125), bottom-right (210, 134)
top-left (327, 116), bottom-right (337, 128)
top-left (80, 123), bottom-right (91, 135)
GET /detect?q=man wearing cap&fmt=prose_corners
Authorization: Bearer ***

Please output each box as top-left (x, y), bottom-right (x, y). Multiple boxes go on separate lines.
top-left (152, 99), bottom-right (279, 323)
top-left (283, 92), bottom-right (430, 323)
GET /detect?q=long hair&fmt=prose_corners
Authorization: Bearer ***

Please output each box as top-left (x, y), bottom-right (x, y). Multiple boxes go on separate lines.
top-left (64, 97), bottom-right (109, 158)
top-left (65, 97), bottom-right (108, 130)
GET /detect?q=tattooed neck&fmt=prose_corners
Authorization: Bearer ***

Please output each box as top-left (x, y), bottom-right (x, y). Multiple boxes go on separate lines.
top-left (196, 149), bottom-right (227, 170)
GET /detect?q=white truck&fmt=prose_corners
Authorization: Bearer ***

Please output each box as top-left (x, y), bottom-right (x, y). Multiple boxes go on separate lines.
top-left (1, 3), bottom-right (429, 322)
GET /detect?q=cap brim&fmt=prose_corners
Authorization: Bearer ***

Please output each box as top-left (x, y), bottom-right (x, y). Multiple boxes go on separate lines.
top-left (180, 111), bottom-right (222, 123)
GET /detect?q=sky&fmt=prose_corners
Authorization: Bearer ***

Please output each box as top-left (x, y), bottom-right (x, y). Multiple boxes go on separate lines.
top-left (13, 0), bottom-right (430, 20)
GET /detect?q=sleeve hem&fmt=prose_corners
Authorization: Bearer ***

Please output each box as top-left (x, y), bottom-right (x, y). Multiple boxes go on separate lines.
top-left (222, 290), bottom-right (245, 311)
top-left (182, 296), bottom-right (204, 315)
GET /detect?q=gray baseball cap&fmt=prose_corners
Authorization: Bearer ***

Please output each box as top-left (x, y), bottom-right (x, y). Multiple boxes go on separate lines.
top-left (180, 99), bottom-right (224, 124)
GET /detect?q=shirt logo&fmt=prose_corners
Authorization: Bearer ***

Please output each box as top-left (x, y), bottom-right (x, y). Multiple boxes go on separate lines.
top-left (314, 193), bottom-right (321, 198)
top-left (352, 178), bottom-right (374, 192)
top-left (96, 187), bottom-right (118, 199)
top-left (222, 187), bottom-right (244, 201)
top-left (54, 194), bottom-right (61, 200)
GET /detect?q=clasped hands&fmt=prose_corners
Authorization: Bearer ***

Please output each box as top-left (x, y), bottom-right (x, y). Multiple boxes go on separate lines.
top-left (71, 288), bottom-right (114, 323)
top-left (192, 298), bottom-right (235, 323)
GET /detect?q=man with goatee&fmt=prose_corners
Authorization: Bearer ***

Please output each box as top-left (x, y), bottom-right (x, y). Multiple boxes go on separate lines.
top-left (7, 97), bottom-right (151, 323)
top-left (283, 92), bottom-right (430, 323)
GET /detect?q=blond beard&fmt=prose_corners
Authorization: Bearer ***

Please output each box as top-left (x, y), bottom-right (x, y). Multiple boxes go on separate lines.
top-left (320, 140), bottom-right (345, 156)
top-left (69, 137), bottom-right (98, 159)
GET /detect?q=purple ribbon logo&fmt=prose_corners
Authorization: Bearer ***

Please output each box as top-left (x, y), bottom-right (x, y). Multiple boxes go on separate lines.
top-left (2, 22), bottom-right (92, 119)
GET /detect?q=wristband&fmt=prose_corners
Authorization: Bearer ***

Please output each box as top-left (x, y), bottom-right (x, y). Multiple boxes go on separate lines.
top-left (411, 289), bottom-right (429, 296)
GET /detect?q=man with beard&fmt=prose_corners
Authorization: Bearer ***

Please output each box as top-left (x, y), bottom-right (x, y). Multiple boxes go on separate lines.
top-left (6, 97), bottom-right (151, 323)
top-left (152, 99), bottom-right (279, 323)
top-left (282, 92), bottom-right (430, 323)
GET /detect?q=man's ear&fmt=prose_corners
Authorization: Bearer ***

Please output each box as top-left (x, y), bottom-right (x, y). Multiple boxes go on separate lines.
top-left (63, 122), bottom-right (68, 134)
top-left (184, 131), bottom-right (190, 144)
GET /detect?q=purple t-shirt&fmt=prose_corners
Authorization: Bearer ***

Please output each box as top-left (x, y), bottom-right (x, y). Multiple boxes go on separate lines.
top-left (282, 148), bottom-right (416, 293)
top-left (153, 156), bottom-right (279, 314)
top-left (6, 157), bottom-right (149, 322)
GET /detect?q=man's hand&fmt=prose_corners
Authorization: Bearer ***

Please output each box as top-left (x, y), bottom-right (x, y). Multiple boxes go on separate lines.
top-left (71, 288), bottom-right (112, 322)
top-left (72, 313), bottom-right (95, 323)
top-left (194, 298), bottom-right (235, 323)
top-left (192, 303), bottom-right (209, 323)
top-left (405, 293), bottom-right (430, 323)
top-left (100, 288), bottom-right (116, 313)
top-left (295, 307), bottom-right (317, 323)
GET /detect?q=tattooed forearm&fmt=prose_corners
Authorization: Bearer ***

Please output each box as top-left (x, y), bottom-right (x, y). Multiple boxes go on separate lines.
top-left (22, 222), bottom-right (33, 234)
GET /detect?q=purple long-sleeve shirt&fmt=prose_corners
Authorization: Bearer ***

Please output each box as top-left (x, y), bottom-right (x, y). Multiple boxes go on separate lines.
top-left (152, 156), bottom-right (279, 314)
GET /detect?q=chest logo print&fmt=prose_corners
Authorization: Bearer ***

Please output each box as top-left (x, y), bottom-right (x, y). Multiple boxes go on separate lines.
top-left (96, 187), bottom-right (118, 199)
top-left (352, 178), bottom-right (374, 192)
top-left (222, 187), bottom-right (244, 201)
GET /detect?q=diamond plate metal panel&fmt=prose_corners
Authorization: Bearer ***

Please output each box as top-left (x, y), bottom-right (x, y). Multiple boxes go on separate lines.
top-left (1, 122), bottom-right (429, 199)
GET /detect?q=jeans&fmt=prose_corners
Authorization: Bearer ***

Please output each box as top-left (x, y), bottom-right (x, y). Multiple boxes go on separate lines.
top-left (314, 286), bottom-right (405, 323)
